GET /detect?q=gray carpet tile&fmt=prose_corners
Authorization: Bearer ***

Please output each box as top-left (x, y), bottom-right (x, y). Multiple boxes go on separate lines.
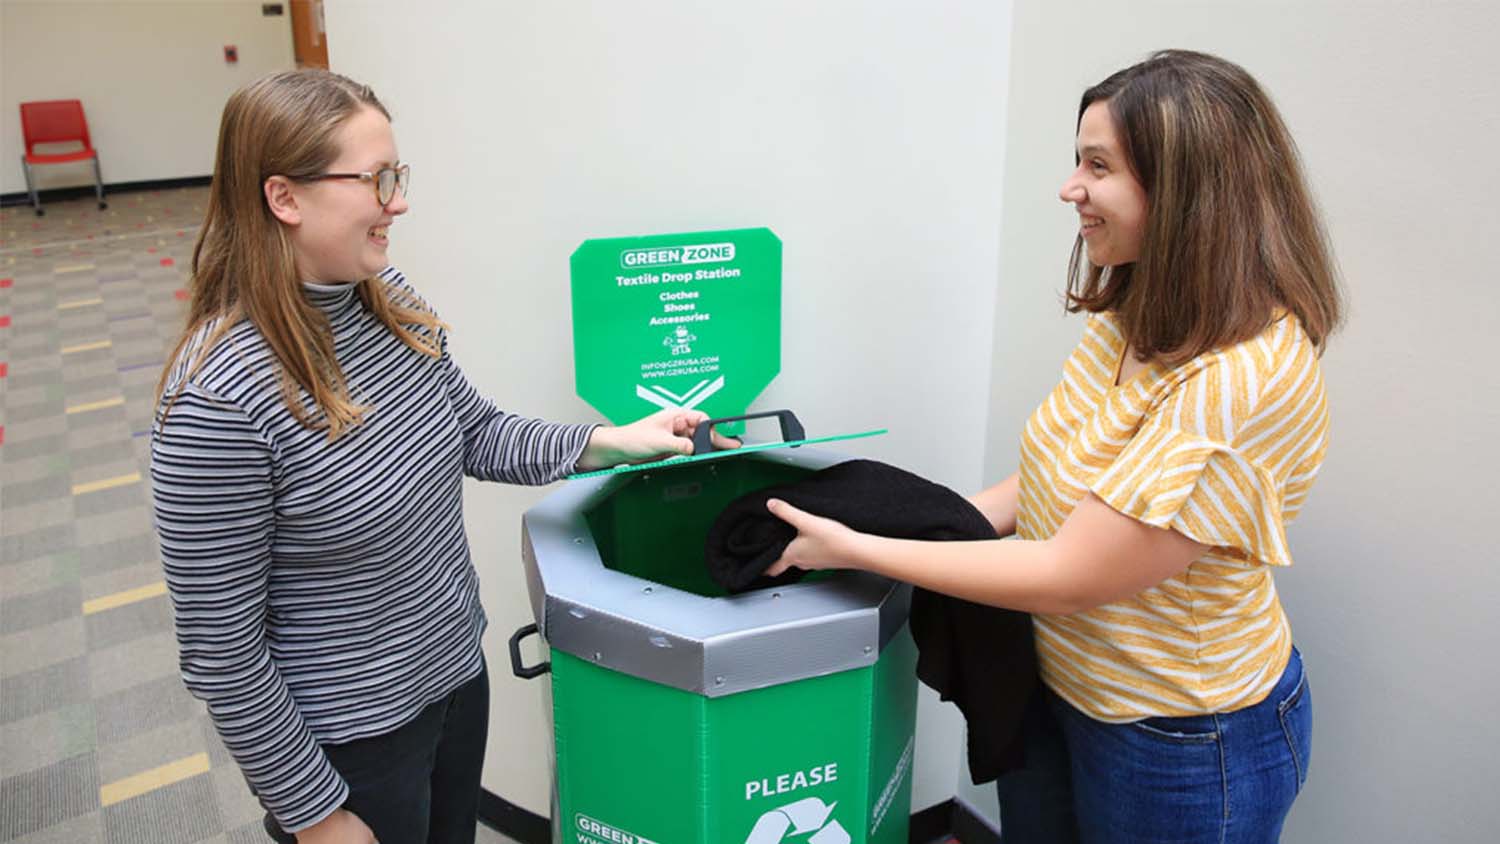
top-left (76, 539), bottom-right (156, 579)
top-left (208, 765), bottom-right (264, 832)
top-left (101, 773), bottom-right (222, 844)
top-left (196, 717), bottom-right (235, 770)
top-left (72, 484), bottom-right (146, 522)
top-left (0, 617), bottom-right (87, 677)
top-left (59, 357), bottom-right (119, 384)
top-left (0, 454), bottom-right (69, 488)
top-left (64, 404), bottom-right (129, 435)
top-left (0, 501), bottom-right (75, 541)
top-left (2, 370), bottom-right (63, 394)
top-left (80, 561), bottom-right (163, 604)
top-left (0, 752), bottom-right (100, 839)
top-left (0, 703), bottom-right (96, 775)
top-left (95, 719), bottom-right (204, 785)
top-left (55, 372), bottom-right (123, 399)
top-left (66, 423), bottom-right (130, 452)
top-left (0, 552), bottom-right (80, 600)
top-left (0, 583), bottom-right (83, 635)
top-left (83, 594), bottom-right (171, 653)
top-left (1, 419), bottom-right (72, 452)
top-left (92, 674), bottom-right (200, 746)
top-left (5, 339), bottom-right (57, 363)
top-left (69, 459), bottom-right (141, 489)
top-left (57, 321), bottom-right (108, 343)
top-left (1, 524), bottom-right (77, 566)
top-left (2, 399), bottom-right (64, 426)
top-left (8, 812), bottom-right (103, 844)
top-left (107, 326), bottom-right (161, 349)
top-left (117, 366), bottom-right (161, 390)
top-left (0, 426), bottom-right (67, 456)
top-left (224, 820), bottom-right (271, 844)
top-left (1, 475), bottom-right (73, 514)
top-left (2, 376), bottom-right (60, 404)
top-left (74, 532), bottom-right (158, 570)
top-left (1, 657), bottom-right (90, 724)
top-left (87, 632), bottom-right (178, 701)
top-left (68, 443), bottom-right (137, 474)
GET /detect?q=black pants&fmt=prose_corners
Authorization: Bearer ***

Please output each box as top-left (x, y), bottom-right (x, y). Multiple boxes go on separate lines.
top-left (264, 664), bottom-right (491, 844)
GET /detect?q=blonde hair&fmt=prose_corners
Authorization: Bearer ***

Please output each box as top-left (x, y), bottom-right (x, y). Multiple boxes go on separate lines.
top-left (158, 69), bottom-right (442, 438)
top-left (1065, 50), bottom-right (1343, 365)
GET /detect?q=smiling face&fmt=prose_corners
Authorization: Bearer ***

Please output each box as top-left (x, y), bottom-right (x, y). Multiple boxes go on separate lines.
top-left (1059, 100), bottom-right (1148, 268)
top-left (278, 105), bottom-right (408, 283)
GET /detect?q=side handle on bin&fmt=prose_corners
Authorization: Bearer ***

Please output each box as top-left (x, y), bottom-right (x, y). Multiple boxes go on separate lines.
top-left (508, 623), bottom-right (550, 679)
top-left (691, 410), bottom-right (805, 455)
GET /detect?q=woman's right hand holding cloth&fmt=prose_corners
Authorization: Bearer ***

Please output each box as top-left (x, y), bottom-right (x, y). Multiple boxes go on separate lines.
top-left (763, 491), bottom-right (1209, 616)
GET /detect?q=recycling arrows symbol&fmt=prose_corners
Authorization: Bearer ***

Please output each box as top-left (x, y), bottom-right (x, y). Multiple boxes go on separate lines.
top-left (743, 797), bottom-right (850, 844)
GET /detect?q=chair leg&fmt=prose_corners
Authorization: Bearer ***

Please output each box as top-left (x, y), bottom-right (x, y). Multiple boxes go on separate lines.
top-left (92, 155), bottom-right (107, 210)
top-left (21, 157), bottom-right (43, 216)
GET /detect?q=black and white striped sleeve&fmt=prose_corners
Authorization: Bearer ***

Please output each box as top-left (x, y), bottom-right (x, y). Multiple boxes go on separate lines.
top-left (150, 385), bottom-right (348, 833)
top-left (437, 334), bottom-right (597, 484)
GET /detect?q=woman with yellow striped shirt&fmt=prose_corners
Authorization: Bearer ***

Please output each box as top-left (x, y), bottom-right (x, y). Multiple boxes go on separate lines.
top-left (765, 50), bottom-right (1341, 842)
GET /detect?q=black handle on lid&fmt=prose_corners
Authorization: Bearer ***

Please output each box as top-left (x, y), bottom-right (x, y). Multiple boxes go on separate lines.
top-left (690, 409), bottom-right (805, 455)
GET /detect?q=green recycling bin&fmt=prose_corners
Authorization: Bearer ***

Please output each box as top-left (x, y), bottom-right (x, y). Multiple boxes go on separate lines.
top-left (513, 436), bottom-right (917, 844)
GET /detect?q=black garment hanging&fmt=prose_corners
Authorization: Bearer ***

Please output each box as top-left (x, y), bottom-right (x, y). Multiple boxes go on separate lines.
top-left (705, 458), bottom-right (1037, 783)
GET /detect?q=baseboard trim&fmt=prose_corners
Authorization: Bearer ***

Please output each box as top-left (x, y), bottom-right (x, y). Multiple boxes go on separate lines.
top-left (0, 175), bottom-right (211, 208)
top-left (950, 796), bottom-right (1003, 843)
top-left (477, 789), bottom-right (550, 844)
top-left (909, 798), bottom-right (957, 842)
top-left (477, 791), bottom-right (971, 844)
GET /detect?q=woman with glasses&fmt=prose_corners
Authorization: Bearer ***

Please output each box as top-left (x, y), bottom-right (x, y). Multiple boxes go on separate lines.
top-left (151, 70), bottom-right (726, 844)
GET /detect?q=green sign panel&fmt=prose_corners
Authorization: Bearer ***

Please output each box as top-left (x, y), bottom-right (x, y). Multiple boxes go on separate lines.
top-left (571, 228), bottom-right (782, 427)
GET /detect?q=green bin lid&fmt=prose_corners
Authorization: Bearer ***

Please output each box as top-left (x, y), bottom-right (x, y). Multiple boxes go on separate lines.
top-left (566, 427), bottom-right (886, 480)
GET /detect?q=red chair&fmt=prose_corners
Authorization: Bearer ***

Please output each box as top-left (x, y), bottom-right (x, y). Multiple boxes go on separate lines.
top-left (18, 99), bottom-right (107, 216)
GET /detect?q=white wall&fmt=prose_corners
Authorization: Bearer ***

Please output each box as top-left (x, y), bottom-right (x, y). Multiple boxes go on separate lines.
top-left (971, 2), bottom-right (1500, 841)
top-left (325, 0), bottom-right (1012, 819)
top-left (0, 0), bottom-right (294, 195)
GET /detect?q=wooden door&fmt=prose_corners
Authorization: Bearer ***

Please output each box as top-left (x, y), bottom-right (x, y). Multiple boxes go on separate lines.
top-left (290, 0), bottom-right (329, 69)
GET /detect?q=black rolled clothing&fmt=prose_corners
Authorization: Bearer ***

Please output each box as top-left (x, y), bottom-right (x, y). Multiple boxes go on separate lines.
top-left (263, 663), bottom-right (490, 844)
top-left (704, 458), bottom-right (1037, 783)
top-left (704, 458), bottom-right (1001, 592)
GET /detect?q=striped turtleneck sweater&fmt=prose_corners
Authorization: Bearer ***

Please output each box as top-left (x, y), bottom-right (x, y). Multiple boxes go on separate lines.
top-left (150, 267), bottom-right (595, 832)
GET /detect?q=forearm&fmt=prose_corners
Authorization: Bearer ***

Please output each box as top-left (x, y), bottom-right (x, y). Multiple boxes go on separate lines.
top-left (575, 409), bottom-right (728, 470)
top-left (438, 338), bottom-right (596, 482)
top-left (463, 414), bottom-right (598, 482)
top-left (576, 424), bottom-right (629, 471)
top-left (968, 472), bottom-right (1020, 537)
top-left (853, 533), bottom-right (1084, 615)
top-left (840, 491), bottom-right (1209, 615)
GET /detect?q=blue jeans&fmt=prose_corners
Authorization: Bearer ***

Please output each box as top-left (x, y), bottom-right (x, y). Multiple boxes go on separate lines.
top-left (997, 648), bottom-right (1312, 844)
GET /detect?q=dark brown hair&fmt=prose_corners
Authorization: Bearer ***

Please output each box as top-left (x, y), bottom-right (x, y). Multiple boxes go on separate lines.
top-left (1066, 50), bottom-right (1342, 365)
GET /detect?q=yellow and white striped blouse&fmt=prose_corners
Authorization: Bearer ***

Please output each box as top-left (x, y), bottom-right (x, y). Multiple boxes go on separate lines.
top-left (1017, 311), bottom-right (1329, 722)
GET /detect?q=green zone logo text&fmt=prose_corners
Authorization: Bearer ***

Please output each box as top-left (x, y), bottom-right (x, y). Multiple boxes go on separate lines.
top-left (574, 814), bottom-right (659, 844)
top-left (620, 243), bottom-right (736, 269)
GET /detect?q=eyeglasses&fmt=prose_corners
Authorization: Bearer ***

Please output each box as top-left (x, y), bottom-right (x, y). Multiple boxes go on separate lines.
top-left (298, 163), bottom-right (410, 206)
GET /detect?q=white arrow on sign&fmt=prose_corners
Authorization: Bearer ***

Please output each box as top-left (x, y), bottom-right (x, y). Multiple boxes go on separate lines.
top-left (635, 375), bottom-right (726, 410)
top-left (743, 797), bottom-right (849, 844)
